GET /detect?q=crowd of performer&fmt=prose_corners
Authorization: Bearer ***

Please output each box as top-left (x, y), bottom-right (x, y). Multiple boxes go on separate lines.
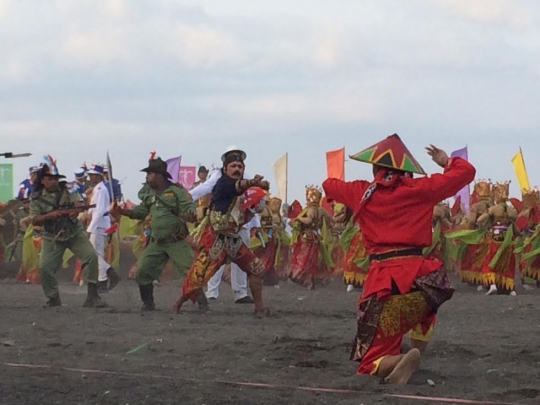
top-left (1, 134), bottom-right (538, 385)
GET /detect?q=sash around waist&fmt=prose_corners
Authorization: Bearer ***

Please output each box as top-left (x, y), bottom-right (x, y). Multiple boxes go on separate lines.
top-left (369, 247), bottom-right (424, 262)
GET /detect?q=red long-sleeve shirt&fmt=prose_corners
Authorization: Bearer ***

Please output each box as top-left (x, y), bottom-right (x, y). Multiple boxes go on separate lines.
top-left (323, 157), bottom-right (476, 299)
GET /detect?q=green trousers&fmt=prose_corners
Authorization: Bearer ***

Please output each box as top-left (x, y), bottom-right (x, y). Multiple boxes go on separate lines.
top-left (40, 231), bottom-right (98, 298)
top-left (135, 240), bottom-right (193, 285)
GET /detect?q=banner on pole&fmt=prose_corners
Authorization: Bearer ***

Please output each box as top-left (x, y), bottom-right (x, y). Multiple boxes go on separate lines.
top-left (0, 164), bottom-right (14, 202)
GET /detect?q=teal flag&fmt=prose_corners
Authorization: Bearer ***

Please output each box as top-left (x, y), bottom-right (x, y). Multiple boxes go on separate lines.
top-left (0, 164), bottom-right (14, 202)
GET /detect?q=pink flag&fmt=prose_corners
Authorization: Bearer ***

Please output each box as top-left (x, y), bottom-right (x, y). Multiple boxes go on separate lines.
top-left (166, 156), bottom-right (182, 184)
top-left (450, 147), bottom-right (469, 213)
top-left (179, 166), bottom-right (197, 189)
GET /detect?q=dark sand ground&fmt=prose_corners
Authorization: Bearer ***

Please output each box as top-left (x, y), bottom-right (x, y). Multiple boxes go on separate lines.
top-left (1, 258), bottom-right (539, 405)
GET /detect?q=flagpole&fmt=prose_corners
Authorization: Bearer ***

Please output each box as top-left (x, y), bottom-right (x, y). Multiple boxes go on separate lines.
top-left (465, 144), bottom-right (470, 196)
top-left (519, 146), bottom-right (528, 180)
top-left (342, 147), bottom-right (345, 180)
top-left (285, 152), bottom-right (288, 204)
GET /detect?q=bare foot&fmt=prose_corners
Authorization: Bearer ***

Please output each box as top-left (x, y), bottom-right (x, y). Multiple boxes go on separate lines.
top-left (254, 308), bottom-right (272, 318)
top-left (384, 348), bottom-right (420, 385)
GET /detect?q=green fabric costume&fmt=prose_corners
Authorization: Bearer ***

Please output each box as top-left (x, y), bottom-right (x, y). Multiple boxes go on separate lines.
top-left (29, 188), bottom-right (98, 298)
top-left (130, 183), bottom-right (196, 285)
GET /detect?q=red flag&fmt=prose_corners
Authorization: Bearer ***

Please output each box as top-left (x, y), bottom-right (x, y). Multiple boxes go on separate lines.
top-left (509, 198), bottom-right (524, 213)
top-left (288, 200), bottom-right (303, 219)
top-left (326, 148), bottom-right (345, 180)
top-left (516, 216), bottom-right (529, 231)
top-left (451, 196), bottom-right (461, 217)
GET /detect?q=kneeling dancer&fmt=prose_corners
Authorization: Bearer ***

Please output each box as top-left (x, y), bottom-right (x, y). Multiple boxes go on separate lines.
top-left (172, 151), bottom-right (270, 316)
top-left (323, 134), bottom-right (475, 384)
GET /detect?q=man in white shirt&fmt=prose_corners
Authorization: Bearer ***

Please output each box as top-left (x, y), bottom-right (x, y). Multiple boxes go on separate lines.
top-left (86, 164), bottom-right (120, 293)
top-left (189, 146), bottom-right (260, 304)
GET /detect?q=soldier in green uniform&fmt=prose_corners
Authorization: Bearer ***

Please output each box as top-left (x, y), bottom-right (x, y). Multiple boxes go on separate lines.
top-left (29, 158), bottom-right (106, 308)
top-left (110, 157), bottom-right (199, 311)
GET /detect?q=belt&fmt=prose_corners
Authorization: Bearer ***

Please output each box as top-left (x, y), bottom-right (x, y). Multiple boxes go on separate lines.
top-left (369, 247), bottom-right (423, 262)
top-left (150, 236), bottom-right (177, 244)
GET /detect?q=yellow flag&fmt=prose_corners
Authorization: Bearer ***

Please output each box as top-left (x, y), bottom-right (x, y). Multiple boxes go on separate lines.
top-left (273, 153), bottom-right (288, 203)
top-left (511, 149), bottom-right (530, 192)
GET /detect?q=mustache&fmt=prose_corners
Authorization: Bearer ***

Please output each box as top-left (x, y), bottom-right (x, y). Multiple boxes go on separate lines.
top-left (233, 170), bottom-right (242, 176)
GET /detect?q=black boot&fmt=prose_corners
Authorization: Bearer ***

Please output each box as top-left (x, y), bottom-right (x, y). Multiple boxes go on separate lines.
top-left (83, 283), bottom-right (108, 308)
top-left (139, 283), bottom-right (156, 311)
top-left (44, 295), bottom-right (62, 308)
top-left (196, 290), bottom-right (209, 312)
top-left (107, 268), bottom-right (121, 291)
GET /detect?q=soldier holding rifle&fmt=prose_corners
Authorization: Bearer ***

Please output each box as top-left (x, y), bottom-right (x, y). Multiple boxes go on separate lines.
top-left (29, 156), bottom-right (106, 308)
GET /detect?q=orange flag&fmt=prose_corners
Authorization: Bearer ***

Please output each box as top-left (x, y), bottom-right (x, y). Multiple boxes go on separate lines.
top-left (326, 147), bottom-right (345, 180)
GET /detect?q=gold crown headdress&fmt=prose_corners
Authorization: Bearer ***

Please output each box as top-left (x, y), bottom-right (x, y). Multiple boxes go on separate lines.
top-left (474, 179), bottom-right (492, 199)
top-left (491, 180), bottom-right (510, 203)
top-left (305, 184), bottom-right (323, 205)
top-left (522, 187), bottom-right (539, 209)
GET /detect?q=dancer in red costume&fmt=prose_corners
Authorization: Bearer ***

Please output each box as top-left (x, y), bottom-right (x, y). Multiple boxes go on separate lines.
top-left (323, 134), bottom-right (475, 384)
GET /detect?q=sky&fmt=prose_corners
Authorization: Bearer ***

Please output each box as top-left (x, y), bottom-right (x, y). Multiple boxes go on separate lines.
top-left (2, 0), bottom-right (540, 204)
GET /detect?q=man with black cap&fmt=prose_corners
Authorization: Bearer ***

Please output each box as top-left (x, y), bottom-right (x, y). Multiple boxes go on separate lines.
top-left (189, 147), bottom-right (261, 304)
top-left (110, 157), bottom-right (197, 311)
top-left (172, 148), bottom-right (270, 316)
top-left (29, 156), bottom-right (106, 308)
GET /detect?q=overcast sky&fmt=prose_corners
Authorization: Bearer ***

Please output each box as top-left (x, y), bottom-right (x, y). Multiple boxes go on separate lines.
top-left (2, 0), bottom-right (540, 203)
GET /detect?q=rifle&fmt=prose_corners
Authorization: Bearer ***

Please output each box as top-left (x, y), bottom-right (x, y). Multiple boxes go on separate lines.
top-left (40, 204), bottom-right (96, 237)
top-left (0, 152), bottom-right (32, 159)
top-left (49, 204), bottom-right (96, 216)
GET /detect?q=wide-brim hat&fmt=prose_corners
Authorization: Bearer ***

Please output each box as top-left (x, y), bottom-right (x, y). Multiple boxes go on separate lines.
top-left (141, 158), bottom-right (172, 179)
top-left (349, 133), bottom-right (426, 175)
top-left (221, 146), bottom-right (247, 163)
top-left (41, 156), bottom-right (66, 178)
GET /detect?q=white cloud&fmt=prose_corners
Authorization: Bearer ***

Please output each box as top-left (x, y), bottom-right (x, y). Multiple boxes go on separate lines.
top-left (61, 30), bottom-right (132, 65)
top-left (167, 22), bottom-right (243, 68)
top-left (438, 0), bottom-right (536, 30)
top-left (1, 0), bottom-right (540, 202)
top-left (205, 82), bottom-right (386, 123)
top-left (0, 0), bottom-right (9, 17)
top-left (0, 56), bottom-right (28, 81)
top-left (100, 0), bottom-right (125, 15)
top-left (311, 31), bottom-right (340, 68)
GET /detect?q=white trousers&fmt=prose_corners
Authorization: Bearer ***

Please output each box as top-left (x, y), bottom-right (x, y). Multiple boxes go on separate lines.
top-left (205, 228), bottom-right (250, 301)
top-left (205, 263), bottom-right (248, 300)
top-left (89, 230), bottom-right (110, 282)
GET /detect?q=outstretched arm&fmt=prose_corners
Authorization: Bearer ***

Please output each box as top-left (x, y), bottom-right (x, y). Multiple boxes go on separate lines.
top-left (417, 145), bottom-right (476, 204)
